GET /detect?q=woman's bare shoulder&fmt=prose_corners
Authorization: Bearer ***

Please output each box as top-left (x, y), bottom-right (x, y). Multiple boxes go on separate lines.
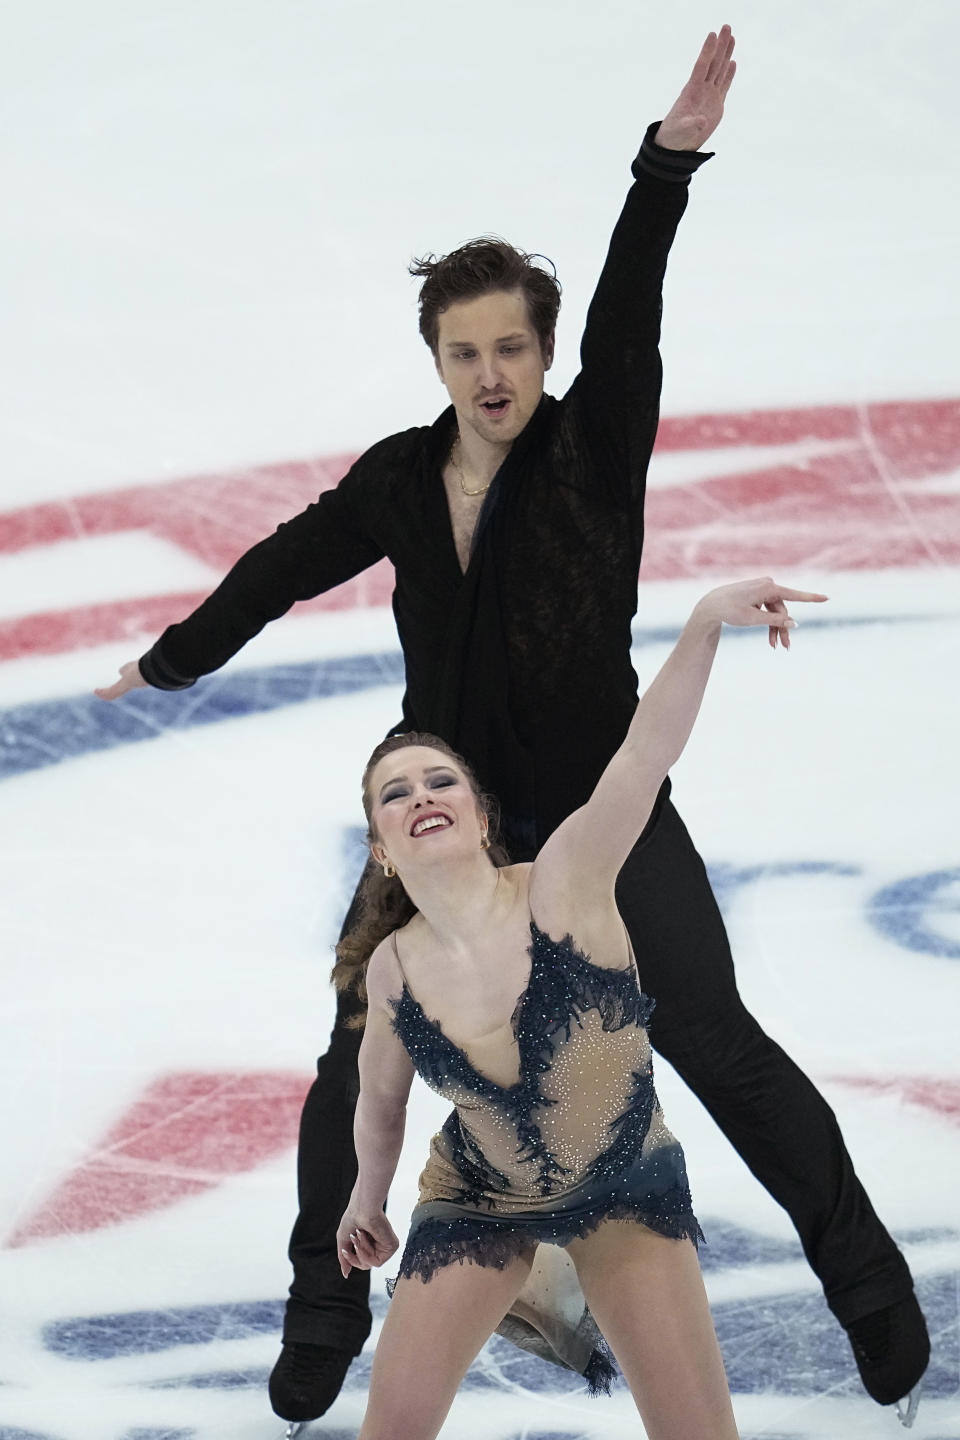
top-left (365, 934), bottom-right (405, 1011)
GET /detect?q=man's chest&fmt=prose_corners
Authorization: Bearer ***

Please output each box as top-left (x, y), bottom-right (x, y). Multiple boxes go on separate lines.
top-left (441, 470), bottom-right (488, 575)
top-left (377, 448), bottom-right (636, 614)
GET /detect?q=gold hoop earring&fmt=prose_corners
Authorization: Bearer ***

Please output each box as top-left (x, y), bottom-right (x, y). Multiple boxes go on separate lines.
top-left (382, 860), bottom-right (396, 878)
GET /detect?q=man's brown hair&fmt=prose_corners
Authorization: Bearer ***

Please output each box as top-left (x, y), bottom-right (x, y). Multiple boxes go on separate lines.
top-left (410, 237), bottom-right (561, 357)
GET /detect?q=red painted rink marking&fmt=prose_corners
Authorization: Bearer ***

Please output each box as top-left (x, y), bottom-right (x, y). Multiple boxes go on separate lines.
top-left (829, 1076), bottom-right (960, 1126)
top-left (1, 397), bottom-right (959, 663)
top-left (6, 1070), bottom-right (311, 1247)
top-left (8, 1069), bottom-right (958, 1243)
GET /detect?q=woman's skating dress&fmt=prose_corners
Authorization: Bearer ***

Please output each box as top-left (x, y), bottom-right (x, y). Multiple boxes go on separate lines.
top-left (388, 918), bottom-right (703, 1390)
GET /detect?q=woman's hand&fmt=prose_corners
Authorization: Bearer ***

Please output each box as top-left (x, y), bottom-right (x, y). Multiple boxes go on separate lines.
top-left (693, 577), bottom-right (828, 650)
top-left (336, 1198), bottom-right (400, 1278)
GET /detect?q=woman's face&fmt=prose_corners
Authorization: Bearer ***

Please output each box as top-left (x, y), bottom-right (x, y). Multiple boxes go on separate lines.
top-left (367, 745), bottom-right (485, 875)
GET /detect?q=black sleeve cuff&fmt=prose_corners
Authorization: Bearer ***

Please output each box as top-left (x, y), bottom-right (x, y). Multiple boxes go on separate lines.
top-left (138, 645), bottom-right (198, 691)
top-left (631, 120), bottom-right (714, 183)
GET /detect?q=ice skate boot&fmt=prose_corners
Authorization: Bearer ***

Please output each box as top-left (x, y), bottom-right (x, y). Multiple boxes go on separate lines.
top-left (845, 1294), bottom-right (929, 1415)
top-left (269, 1339), bottom-right (353, 1425)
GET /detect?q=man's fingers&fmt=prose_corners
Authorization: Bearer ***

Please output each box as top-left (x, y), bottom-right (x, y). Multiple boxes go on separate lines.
top-left (94, 660), bottom-right (146, 702)
top-left (690, 30), bottom-right (719, 85)
top-left (704, 25), bottom-right (735, 85)
top-left (718, 57), bottom-right (736, 100)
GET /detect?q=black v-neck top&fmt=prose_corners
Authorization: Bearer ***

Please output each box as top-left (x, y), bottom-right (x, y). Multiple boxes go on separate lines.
top-left (139, 126), bottom-right (711, 856)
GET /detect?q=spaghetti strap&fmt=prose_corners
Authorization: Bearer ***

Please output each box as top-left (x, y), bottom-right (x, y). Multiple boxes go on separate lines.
top-left (390, 928), bottom-right (409, 984)
top-left (621, 917), bottom-right (638, 973)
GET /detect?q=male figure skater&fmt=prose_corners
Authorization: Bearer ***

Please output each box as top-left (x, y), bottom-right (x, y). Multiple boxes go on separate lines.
top-left (97, 27), bottom-right (928, 1428)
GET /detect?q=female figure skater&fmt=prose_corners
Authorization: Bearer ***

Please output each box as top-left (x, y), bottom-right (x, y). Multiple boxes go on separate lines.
top-left (335, 577), bottom-right (826, 1440)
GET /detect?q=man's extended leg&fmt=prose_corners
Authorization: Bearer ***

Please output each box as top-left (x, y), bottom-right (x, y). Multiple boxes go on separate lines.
top-left (284, 1017), bottom-right (368, 1348)
top-left (269, 885), bottom-right (373, 1423)
top-left (614, 799), bottom-right (929, 1406)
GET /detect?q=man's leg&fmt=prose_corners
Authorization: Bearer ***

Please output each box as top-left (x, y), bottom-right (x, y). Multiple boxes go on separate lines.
top-left (614, 799), bottom-right (929, 1405)
top-left (283, 1009), bottom-right (369, 1349)
top-left (269, 885), bottom-right (373, 1423)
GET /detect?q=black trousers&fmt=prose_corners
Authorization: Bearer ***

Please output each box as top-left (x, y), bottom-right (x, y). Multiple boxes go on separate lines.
top-left (282, 798), bottom-right (912, 1354)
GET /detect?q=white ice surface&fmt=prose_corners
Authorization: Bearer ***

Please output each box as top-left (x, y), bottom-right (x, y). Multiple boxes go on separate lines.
top-left (2, 2), bottom-right (959, 1438)
top-left (0, 532), bottom-right (219, 619)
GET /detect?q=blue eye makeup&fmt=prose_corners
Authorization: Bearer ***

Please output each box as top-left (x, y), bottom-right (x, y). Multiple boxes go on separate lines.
top-left (379, 769), bottom-right (458, 804)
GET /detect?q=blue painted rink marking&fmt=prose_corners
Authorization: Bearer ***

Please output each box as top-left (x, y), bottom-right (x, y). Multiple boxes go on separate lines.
top-left (37, 1223), bottom-right (956, 1398)
top-left (2, 621), bottom-right (958, 1439)
top-left (1, 626), bottom-right (957, 962)
top-left (0, 614), bottom-right (945, 784)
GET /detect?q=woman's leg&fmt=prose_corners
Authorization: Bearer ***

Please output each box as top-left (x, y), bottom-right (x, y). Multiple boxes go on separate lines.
top-left (358, 1252), bottom-right (535, 1440)
top-left (567, 1221), bottom-right (738, 1440)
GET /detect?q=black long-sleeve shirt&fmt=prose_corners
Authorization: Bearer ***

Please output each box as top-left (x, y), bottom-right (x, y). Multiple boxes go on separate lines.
top-left (140, 126), bottom-right (711, 857)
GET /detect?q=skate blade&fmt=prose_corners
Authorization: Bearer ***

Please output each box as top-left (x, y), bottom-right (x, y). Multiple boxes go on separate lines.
top-left (896, 1378), bottom-right (923, 1429)
top-left (283, 1424), bottom-right (307, 1439)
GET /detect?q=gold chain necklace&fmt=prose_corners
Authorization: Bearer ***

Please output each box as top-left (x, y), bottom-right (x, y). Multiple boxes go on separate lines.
top-left (450, 437), bottom-right (492, 497)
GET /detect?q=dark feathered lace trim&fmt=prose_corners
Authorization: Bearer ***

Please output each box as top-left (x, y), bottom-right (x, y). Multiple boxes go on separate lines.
top-left (396, 1192), bottom-right (703, 1288)
top-left (513, 923), bottom-right (655, 1194)
top-left (584, 1340), bottom-right (618, 1396)
top-left (390, 921), bottom-right (658, 1200)
top-left (520, 922), bottom-right (655, 1077)
top-left (441, 1112), bottom-right (512, 1208)
top-left (389, 989), bottom-right (508, 1103)
top-left (396, 1214), bottom-right (536, 1281)
top-left (588, 1065), bottom-right (657, 1182)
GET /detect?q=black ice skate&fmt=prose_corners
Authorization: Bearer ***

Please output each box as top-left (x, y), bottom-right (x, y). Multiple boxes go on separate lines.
top-left (269, 1339), bottom-right (354, 1429)
top-left (845, 1293), bottom-right (929, 1425)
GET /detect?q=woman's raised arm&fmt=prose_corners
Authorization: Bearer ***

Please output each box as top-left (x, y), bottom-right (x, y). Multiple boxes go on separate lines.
top-left (532, 578), bottom-right (827, 915)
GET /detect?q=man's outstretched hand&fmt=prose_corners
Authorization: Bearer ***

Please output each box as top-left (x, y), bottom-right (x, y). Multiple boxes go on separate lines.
top-left (95, 661), bottom-right (148, 701)
top-left (656, 24), bottom-right (736, 152)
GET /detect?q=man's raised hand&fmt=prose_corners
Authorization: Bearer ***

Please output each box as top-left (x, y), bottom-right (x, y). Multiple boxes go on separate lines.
top-left (94, 660), bottom-right (148, 701)
top-left (656, 25), bottom-right (736, 152)
top-left (694, 577), bottom-right (829, 651)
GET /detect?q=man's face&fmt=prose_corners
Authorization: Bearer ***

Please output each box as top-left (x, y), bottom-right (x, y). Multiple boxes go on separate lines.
top-left (434, 288), bottom-right (554, 446)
